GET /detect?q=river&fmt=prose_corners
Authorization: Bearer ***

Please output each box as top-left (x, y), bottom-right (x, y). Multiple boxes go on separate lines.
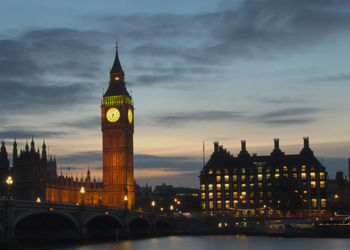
top-left (54, 235), bottom-right (350, 250)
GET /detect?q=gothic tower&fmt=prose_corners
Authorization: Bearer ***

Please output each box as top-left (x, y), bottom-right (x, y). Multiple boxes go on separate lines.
top-left (101, 45), bottom-right (135, 209)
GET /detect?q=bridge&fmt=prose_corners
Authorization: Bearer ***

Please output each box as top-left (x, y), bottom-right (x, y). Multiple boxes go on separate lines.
top-left (0, 200), bottom-right (172, 245)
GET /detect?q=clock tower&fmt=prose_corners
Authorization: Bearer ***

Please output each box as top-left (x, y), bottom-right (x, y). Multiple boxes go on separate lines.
top-left (101, 45), bottom-right (134, 209)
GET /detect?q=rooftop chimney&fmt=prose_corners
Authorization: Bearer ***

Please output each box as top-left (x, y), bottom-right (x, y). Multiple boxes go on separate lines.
top-left (274, 138), bottom-right (280, 150)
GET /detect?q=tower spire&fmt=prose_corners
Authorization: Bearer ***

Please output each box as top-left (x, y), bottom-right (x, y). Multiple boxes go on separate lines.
top-left (110, 42), bottom-right (124, 79)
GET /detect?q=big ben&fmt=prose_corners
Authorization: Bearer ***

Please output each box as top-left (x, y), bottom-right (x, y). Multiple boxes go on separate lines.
top-left (101, 45), bottom-right (134, 209)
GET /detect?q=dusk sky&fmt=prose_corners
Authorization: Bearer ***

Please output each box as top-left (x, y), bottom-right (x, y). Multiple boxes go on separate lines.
top-left (1, 0), bottom-right (350, 188)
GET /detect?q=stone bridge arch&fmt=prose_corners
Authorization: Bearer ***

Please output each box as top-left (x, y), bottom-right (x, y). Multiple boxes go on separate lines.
top-left (153, 219), bottom-right (171, 235)
top-left (14, 210), bottom-right (80, 243)
top-left (128, 217), bottom-right (152, 237)
top-left (85, 214), bottom-right (123, 241)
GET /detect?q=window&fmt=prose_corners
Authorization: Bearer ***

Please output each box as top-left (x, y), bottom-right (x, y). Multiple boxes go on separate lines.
top-left (312, 199), bottom-right (317, 208)
top-left (209, 192), bottom-right (213, 199)
top-left (250, 200), bottom-right (254, 204)
top-left (258, 174), bottom-right (263, 181)
top-left (259, 192), bottom-right (263, 198)
top-left (224, 175), bottom-right (229, 182)
top-left (242, 168), bottom-right (246, 173)
top-left (310, 172), bottom-right (315, 180)
top-left (201, 193), bottom-right (205, 200)
top-left (301, 173), bottom-right (306, 180)
top-left (241, 191), bottom-right (246, 199)
top-left (241, 183), bottom-right (246, 189)
top-left (241, 175), bottom-right (246, 181)
top-left (258, 182), bottom-right (262, 188)
top-left (209, 201), bottom-right (214, 209)
top-left (217, 201), bottom-right (222, 209)
top-left (266, 168), bottom-right (271, 173)
top-left (208, 184), bottom-right (213, 191)
top-left (283, 166), bottom-right (288, 171)
top-left (276, 168), bottom-right (280, 173)
top-left (242, 200), bottom-right (247, 204)
top-left (249, 175), bottom-right (254, 181)
top-left (233, 192), bottom-right (238, 199)
top-left (250, 183), bottom-right (254, 188)
top-left (216, 170), bottom-right (221, 174)
top-left (320, 172), bottom-right (325, 179)
top-left (257, 167), bottom-right (263, 173)
top-left (266, 174), bottom-right (271, 179)
top-left (293, 173), bottom-right (298, 178)
top-left (225, 200), bottom-right (230, 209)
top-left (224, 169), bottom-right (229, 174)
top-left (225, 184), bottom-right (229, 191)
top-left (216, 184), bottom-right (221, 191)
top-left (216, 175), bottom-right (221, 182)
top-left (201, 184), bottom-right (205, 191)
top-left (311, 181), bottom-right (316, 188)
top-left (233, 175), bottom-right (237, 181)
top-left (218, 222), bottom-right (222, 228)
top-left (201, 202), bottom-right (206, 210)
top-left (321, 199), bottom-right (326, 208)
top-left (267, 191), bottom-right (271, 198)
top-left (209, 170), bottom-right (213, 174)
top-left (293, 167), bottom-right (297, 172)
top-left (217, 193), bottom-right (221, 199)
top-left (275, 173), bottom-right (280, 178)
top-left (301, 165), bottom-right (306, 172)
top-left (320, 181), bottom-right (325, 188)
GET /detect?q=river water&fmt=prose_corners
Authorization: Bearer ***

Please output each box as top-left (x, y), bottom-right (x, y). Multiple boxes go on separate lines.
top-left (55, 235), bottom-right (350, 250)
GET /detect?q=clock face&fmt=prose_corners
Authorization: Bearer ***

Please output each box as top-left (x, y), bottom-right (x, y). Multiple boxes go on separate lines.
top-left (106, 108), bottom-right (120, 123)
top-left (128, 109), bottom-right (133, 123)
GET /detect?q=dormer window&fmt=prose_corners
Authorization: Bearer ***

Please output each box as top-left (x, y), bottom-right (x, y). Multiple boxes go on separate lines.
top-left (114, 76), bottom-right (120, 80)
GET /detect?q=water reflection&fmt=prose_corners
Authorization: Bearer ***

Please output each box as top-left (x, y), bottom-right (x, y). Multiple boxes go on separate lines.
top-left (58, 235), bottom-right (350, 250)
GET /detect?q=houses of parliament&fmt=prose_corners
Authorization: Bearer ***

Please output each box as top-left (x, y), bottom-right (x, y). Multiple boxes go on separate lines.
top-left (0, 46), bottom-right (135, 209)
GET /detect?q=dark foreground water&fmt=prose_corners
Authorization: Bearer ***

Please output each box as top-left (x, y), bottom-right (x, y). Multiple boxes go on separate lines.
top-left (53, 235), bottom-right (350, 250)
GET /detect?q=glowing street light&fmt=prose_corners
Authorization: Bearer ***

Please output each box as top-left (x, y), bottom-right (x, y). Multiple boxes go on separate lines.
top-left (151, 200), bottom-right (156, 212)
top-left (36, 197), bottom-right (41, 203)
top-left (6, 176), bottom-right (13, 200)
top-left (80, 186), bottom-right (85, 206)
top-left (124, 194), bottom-right (128, 210)
top-left (6, 176), bottom-right (13, 185)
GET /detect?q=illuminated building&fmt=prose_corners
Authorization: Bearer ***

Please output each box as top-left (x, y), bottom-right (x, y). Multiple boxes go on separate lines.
top-left (200, 137), bottom-right (327, 217)
top-left (0, 45), bottom-right (135, 209)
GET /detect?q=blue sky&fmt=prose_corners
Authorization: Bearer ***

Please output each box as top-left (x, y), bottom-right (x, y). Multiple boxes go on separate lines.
top-left (0, 0), bottom-right (350, 187)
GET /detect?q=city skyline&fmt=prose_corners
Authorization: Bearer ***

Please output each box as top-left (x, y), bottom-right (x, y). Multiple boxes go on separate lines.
top-left (1, 0), bottom-right (350, 187)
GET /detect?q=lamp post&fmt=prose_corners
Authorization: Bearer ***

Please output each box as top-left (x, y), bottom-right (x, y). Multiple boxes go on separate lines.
top-left (124, 194), bottom-right (128, 210)
top-left (170, 204), bottom-right (174, 217)
top-left (80, 186), bottom-right (85, 206)
top-left (151, 200), bottom-right (156, 212)
top-left (6, 176), bottom-right (13, 200)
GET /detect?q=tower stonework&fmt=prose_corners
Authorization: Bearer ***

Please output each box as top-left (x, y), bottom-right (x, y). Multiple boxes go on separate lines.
top-left (101, 45), bottom-right (135, 209)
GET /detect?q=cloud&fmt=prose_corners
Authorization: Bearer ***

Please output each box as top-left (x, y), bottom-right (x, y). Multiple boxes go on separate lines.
top-left (0, 128), bottom-right (65, 139)
top-left (152, 111), bottom-right (244, 126)
top-left (258, 96), bottom-right (305, 104)
top-left (134, 168), bottom-right (197, 178)
top-left (59, 116), bottom-right (100, 129)
top-left (308, 73), bottom-right (350, 83)
top-left (150, 107), bottom-right (320, 126)
top-left (58, 150), bottom-right (102, 164)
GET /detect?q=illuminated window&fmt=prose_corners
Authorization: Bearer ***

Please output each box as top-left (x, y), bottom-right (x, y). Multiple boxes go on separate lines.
top-left (201, 202), bottom-right (206, 210)
top-left (216, 175), bottom-right (221, 182)
top-left (250, 200), bottom-right (254, 204)
top-left (257, 167), bottom-right (263, 173)
top-left (275, 173), bottom-right (280, 178)
top-left (224, 169), bottom-right (228, 174)
top-left (242, 168), bottom-right (246, 173)
top-left (259, 192), bottom-right (263, 198)
top-left (209, 192), bottom-right (213, 199)
top-left (217, 201), bottom-right (222, 209)
top-left (242, 200), bottom-right (246, 204)
top-left (233, 192), bottom-right (238, 199)
top-left (233, 183), bottom-right (238, 188)
top-left (267, 182), bottom-right (272, 186)
top-left (201, 184), bottom-right (205, 191)
top-left (217, 193), bottom-right (221, 199)
top-left (283, 173), bottom-right (288, 177)
top-left (216, 184), bottom-right (221, 191)
top-left (218, 222), bottom-right (222, 228)
top-left (301, 165), bottom-right (306, 172)
top-left (224, 175), bottom-right (229, 182)
top-left (320, 172), bottom-right (325, 179)
top-left (233, 175), bottom-right (237, 181)
top-left (266, 174), bottom-right (271, 179)
top-left (293, 167), bottom-right (297, 172)
top-left (258, 174), bottom-right (263, 181)
top-left (293, 173), bottom-right (298, 178)
top-left (216, 170), bottom-right (221, 174)
top-left (310, 172), bottom-right (315, 180)
top-left (320, 181), bottom-right (325, 188)
top-left (249, 175), bottom-right (254, 181)
top-left (312, 199), bottom-right (317, 208)
top-left (209, 170), bottom-right (213, 174)
top-left (225, 184), bottom-right (229, 191)
top-left (250, 183), bottom-right (254, 188)
top-left (258, 182), bottom-right (262, 188)
top-left (208, 184), bottom-right (213, 191)
top-left (267, 191), bottom-right (271, 198)
top-left (311, 181), bottom-right (316, 188)
top-left (321, 199), bottom-right (326, 208)
top-left (233, 200), bottom-right (238, 204)
top-left (283, 166), bottom-right (288, 171)
top-left (241, 175), bottom-right (246, 181)
top-left (225, 200), bottom-right (230, 209)
top-left (209, 201), bottom-right (214, 209)
top-left (241, 183), bottom-right (246, 189)
top-left (201, 193), bottom-right (205, 200)
top-left (241, 191), bottom-right (246, 199)
top-left (301, 173), bottom-right (306, 180)
top-left (276, 169), bottom-right (280, 173)
top-left (266, 168), bottom-right (271, 173)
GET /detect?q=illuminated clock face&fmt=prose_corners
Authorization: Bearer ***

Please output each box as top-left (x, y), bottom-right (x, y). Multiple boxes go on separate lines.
top-left (128, 109), bottom-right (133, 123)
top-left (106, 108), bottom-right (120, 123)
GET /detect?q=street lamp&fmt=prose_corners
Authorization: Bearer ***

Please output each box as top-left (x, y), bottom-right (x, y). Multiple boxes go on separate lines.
top-left (124, 194), bottom-right (128, 210)
top-left (151, 200), bottom-right (156, 212)
top-left (170, 204), bottom-right (174, 216)
top-left (6, 176), bottom-right (13, 200)
top-left (80, 186), bottom-right (85, 206)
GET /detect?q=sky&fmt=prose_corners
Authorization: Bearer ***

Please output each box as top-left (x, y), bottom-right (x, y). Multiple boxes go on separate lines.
top-left (0, 0), bottom-right (350, 188)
